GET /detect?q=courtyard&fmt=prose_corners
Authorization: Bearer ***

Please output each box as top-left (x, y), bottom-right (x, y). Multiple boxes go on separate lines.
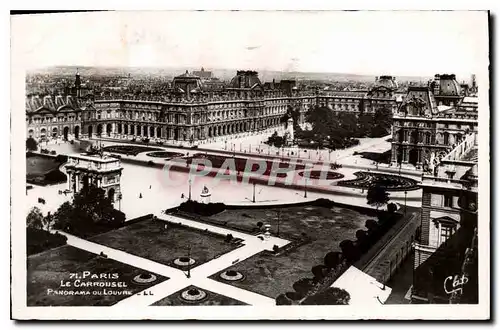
top-left (87, 218), bottom-right (240, 269)
top-left (27, 245), bottom-right (167, 306)
top-left (207, 205), bottom-right (376, 298)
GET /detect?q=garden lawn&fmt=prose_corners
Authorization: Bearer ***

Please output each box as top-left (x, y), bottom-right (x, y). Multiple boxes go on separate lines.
top-left (209, 205), bottom-right (375, 298)
top-left (185, 153), bottom-right (306, 176)
top-left (26, 154), bottom-right (67, 186)
top-left (87, 219), bottom-right (239, 268)
top-left (337, 171), bottom-right (419, 191)
top-left (27, 245), bottom-right (167, 306)
top-left (151, 285), bottom-right (247, 306)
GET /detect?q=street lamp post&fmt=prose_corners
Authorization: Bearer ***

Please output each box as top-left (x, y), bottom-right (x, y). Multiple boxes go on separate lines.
top-left (252, 182), bottom-right (256, 203)
top-left (304, 179), bottom-right (308, 198)
top-left (277, 209), bottom-right (281, 237)
top-left (186, 245), bottom-right (191, 278)
top-left (118, 193), bottom-right (122, 211)
top-left (404, 190), bottom-right (407, 215)
top-left (188, 179), bottom-right (192, 201)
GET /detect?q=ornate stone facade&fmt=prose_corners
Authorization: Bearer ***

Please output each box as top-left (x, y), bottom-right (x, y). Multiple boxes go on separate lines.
top-left (390, 74), bottom-right (478, 170)
top-left (65, 154), bottom-right (123, 204)
top-left (27, 71), bottom-right (399, 143)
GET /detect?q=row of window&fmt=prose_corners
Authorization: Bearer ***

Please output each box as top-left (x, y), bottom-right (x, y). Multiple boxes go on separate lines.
top-left (28, 115), bottom-right (81, 124)
top-left (430, 193), bottom-right (456, 208)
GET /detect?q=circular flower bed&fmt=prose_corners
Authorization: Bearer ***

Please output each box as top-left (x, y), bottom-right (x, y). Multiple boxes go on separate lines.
top-left (173, 257), bottom-right (196, 267)
top-left (180, 288), bottom-right (207, 302)
top-left (298, 170), bottom-right (344, 180)
top-left (220, 270), bottom-right (244, 281)
top-left (337, 171), bottom-right (419, 191)
top-left (133, 272), bottom-right (157, 284)
top-left (102, 145), bottom-right (162, 156)
top-left (146, 151), bottom-right (184, 158)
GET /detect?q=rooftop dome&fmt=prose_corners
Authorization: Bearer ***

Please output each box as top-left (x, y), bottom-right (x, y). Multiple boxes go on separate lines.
top-left (175, 70), bottom-right (201, 79)
top-left (433, 74), bottom-right (461, 96)
top-left (375, 75), bottom-right (398, 89)
top-left (229, 70), bottom-right (262, 88)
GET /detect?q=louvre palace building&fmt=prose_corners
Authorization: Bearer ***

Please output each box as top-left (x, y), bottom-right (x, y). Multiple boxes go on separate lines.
top-left (390, 74), bottom-right (478, 171)
top-left (25, 70), bottom-right (399, 143)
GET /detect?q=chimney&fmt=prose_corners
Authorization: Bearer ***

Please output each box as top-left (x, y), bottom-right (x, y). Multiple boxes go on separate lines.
top-left (433, 74), bottom-right (441, 96)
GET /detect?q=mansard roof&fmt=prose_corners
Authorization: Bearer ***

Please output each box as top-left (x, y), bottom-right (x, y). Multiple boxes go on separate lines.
top-left (26, 94), bottom-right (82, 114)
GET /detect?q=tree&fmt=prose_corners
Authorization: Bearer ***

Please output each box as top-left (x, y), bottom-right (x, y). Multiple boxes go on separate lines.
top-left (339, 239), bottom-right (360, 262)
top-left (225, 234), bottom-right (234, 243)
top-left (52, 186), bottom-right (125, 236)
top-left (371, 105), bottom-right (393, 137)
top-left (293, 278), bottom-right (316, 295)
top-left (26, 137), bottom-right (38, 152)
top-left (302, 287), bottom-right (350, 305)
top-left (358, 113), bottom-right (374, 137)
top-left (43, 212), bottom-right (54, 231)
top-left (311, 265), bottom-right (328, 281)
top-left (26, 207), bottom-right (43, 229)
top-left (387, 202), bottom-right (397, 213)
top-left (366, 184), bottom-right (390, 210)
top-left (276, 294), bottom-right (292, 305)
top-left (324, 251), bottom-right (343, 269)
top-left (52, 201), bottom-right (76, 232)
top-left (365, 219), bottom-right (379, 233)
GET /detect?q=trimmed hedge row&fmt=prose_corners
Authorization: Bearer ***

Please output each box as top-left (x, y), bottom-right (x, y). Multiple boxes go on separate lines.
top-left (276, 203), bottom-right (401, 305)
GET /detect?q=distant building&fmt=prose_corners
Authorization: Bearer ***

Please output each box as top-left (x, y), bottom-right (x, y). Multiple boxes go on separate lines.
top-left (192, 67), bottom-right (212, 80)
top-left (317, 75), bottom-right (398, 115)
top-left (27, 70), bottom-right (400, 144)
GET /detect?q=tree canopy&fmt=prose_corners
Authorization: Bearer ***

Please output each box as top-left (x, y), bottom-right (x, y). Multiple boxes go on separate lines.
top-left (52, 186), bottom-right (125, 237)
top-left (301, 287), bottom-right (351, 305)
top-left (26, 137), bottom-right (38, 152)
top-left (366, 184), bottom-right (390, 210)
top-left (27, 206), bottom-right (44, 230)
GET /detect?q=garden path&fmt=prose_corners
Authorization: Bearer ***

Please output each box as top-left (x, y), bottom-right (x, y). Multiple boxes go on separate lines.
top-left (53, 214), bottom-right (289, 306)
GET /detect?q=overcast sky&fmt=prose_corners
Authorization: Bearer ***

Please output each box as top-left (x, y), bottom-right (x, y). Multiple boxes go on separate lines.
top-left (11, 11), bottom-right (489, 77)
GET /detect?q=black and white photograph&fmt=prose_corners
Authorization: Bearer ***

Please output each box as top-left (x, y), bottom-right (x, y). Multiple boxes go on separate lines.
top-left (10, 10), bottom-right (490, 320)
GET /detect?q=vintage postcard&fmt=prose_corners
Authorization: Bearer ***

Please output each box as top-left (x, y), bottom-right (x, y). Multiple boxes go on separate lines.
top-left (10, 10), bottom-right (490, 320)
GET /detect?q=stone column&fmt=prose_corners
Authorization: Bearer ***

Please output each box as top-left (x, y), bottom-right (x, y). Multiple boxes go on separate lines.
top-left (67, 171), bottom-right (72, 191)
top-left (391, 145), bottom-right (398, 163)
top-left (403, 147), bottom-right (409, 164)
top-left (416, 149), bottom-right (422, 169)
